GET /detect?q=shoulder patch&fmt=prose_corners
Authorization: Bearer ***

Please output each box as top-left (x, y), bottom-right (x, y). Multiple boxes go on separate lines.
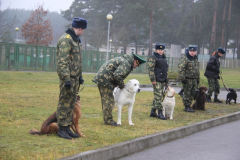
top-left (66, 34), bottom-right (70, 39)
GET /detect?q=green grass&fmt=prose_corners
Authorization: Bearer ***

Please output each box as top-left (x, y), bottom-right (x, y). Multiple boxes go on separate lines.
top-left (0, 69), bottom-right (240, 160)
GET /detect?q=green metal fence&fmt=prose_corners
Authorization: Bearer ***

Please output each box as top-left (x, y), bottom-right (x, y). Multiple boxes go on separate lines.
top-left (0, 42), bottom-right (178, 73)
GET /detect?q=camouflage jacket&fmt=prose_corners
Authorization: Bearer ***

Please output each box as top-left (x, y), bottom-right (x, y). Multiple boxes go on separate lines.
top-left (148, 53), bottom-right (168, 82)
top-left (92, 54), bottom-right (134, 90)
top-left (178, 54), bottom-right (199, 80)
top-left (56, 28), bottom-right (82, 82)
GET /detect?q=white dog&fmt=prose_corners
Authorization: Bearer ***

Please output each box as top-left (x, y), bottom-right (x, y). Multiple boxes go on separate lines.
top-left (162, 86), bottom-right (176, 120)
top-left (113, 79), bottom-right (140, 126)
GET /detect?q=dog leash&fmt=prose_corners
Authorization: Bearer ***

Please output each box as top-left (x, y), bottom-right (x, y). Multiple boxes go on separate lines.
top-left (219, 70), bottom-right (230, 92)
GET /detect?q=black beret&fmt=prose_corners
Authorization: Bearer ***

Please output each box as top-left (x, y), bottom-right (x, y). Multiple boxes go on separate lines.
top-left (217, 47), bottom-right (226, 54)
top-left (133, 54), bottom-right (146, 65)
top-left (72, 17), bottom-right (87, 29)
top-left (155, 43), bottom-right (165, 50)
top-left (188, 45), bottom-right (197, 51)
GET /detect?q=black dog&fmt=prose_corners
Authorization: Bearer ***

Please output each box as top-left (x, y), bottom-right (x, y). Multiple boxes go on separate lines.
top-left (226, 88), bottom-right (237, 104)
top-left (192, 86), bottom-right (208, 110)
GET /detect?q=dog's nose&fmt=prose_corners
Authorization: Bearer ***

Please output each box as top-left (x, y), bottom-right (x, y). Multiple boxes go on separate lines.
top-left (138, 89), bottom-right (141, 93)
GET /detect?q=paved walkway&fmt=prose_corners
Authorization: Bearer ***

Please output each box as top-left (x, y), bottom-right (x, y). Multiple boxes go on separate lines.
top-left (119, 119), bottom-right (240, 160)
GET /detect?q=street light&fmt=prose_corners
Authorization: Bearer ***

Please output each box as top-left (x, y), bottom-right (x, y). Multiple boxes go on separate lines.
top-left (109, 39), bottom-right (112, 52)
top-left (15, 27), bottom-right (19, 42)
top-left (106, 14), bottom-right (113, 62)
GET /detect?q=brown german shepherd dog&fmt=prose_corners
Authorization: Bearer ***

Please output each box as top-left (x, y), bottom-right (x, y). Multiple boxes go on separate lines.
top-left (29, 95), bottom-right (85, 137)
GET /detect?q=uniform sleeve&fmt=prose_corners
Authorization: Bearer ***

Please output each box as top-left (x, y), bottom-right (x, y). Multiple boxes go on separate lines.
top-left (178, 58), bottom-right (187, 80)
top-left (113, 63), bottom-right (131, 89)
top-left (57, 39), bottom-right (71, 82)
top-left (148, 57), bottom-right (156, 82)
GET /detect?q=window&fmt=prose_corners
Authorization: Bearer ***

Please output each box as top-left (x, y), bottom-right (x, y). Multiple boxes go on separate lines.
top-left (121, 48), bottom-right (124, 54)
top-left (142, 49), bottom-right (145, 55)
top-left (131, 48), bottom-right (135, 54)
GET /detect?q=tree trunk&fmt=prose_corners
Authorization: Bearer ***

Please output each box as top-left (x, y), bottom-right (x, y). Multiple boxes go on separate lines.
top-left (223, 0), bottom-right (232, 61)
top-left (209, 0), bottom-right (218, 55)
top-left (221, 0), bottom-right (227, 47)
top-left (237, 25), bottom-right (240, 59)
top-left (135, 27), bottom-right (138, 55)
top-left (148, 4), bottom-right (153, 56)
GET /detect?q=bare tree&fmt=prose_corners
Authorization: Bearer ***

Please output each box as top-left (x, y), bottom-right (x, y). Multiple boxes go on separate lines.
top-left (0, 2), bottom-right (17, 41)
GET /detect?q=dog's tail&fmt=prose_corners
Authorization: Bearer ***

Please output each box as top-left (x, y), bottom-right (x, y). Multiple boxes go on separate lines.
top-left (29, 129), bottom-right (41, 135)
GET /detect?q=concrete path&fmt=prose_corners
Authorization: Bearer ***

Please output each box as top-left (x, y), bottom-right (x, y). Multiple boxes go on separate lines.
top-left (119, 119), bottom-right (240, 160)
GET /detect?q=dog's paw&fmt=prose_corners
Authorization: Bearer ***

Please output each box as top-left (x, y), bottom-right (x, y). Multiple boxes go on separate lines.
top-left (80, 133), bottom-right (86, 138)
top-left (170, 117), bottom-right (173, 120)
top-left (129, 122), bottom-right (134, 126)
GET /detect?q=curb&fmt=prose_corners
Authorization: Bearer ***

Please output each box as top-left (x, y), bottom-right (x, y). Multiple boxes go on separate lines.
top-left (57, 111), bottom-right (240, 160)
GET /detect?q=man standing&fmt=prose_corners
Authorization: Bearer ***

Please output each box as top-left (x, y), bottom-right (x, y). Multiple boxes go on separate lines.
top-left (178, 45), bottom-right (200, 112)
top-left (92, 54), bottom-right (146, 126)
top-left (56, 17), bottom-right (87, 139)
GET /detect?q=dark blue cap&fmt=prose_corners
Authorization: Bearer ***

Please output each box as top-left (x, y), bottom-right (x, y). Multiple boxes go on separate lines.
top-left (72, 17), bottom-right (87, 29)
top-left (217, 47), bottom-right (225, 54)
top-left (188, 45), bottom-right (197, 51)
top-left (155, 43), bottom-right (165, 50)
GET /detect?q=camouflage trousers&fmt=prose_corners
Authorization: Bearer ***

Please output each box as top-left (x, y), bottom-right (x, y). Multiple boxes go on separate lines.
top-left (207, 77), bottom-right (220, 97)
top-left (98, 84), bottom-right (114, 125)
top-left (182, 79), bottom-right (198, 106)
top-left (152, 82), bottom-right (165, 110)
top-left (56, 78), bottom-right (79, 126)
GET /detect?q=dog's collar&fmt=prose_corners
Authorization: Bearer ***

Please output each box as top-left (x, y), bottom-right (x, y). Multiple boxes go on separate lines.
top-left (124, 87), bottom-right (133, 94)
top-left (167, 96), bottom-right (174, 98)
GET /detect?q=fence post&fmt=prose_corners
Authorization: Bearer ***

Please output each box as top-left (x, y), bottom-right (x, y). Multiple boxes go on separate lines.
top-left (14, 43), bottom-right (19, 71)
top-left (43, 46), bottom-right (46, 71)
top-left (5, 43), bottom-right (10, 70)
top-left (35, 46), bottom-right (39, 71)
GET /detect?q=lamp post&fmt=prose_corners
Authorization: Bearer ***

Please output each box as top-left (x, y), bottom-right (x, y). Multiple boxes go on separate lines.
top-left (15, 27), bottom-right (19, 42)
top-left (109, 39), bottom-right (112, 52)
top-left (106, 14), bottom-right (113, 62)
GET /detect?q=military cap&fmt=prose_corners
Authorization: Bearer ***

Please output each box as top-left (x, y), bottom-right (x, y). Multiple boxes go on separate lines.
top-left (133, 54), bottom-right (146, 65)
top-left (188, 45), bottom-right (197, 51)
top-left (217, 47), bottom-right (226, 54)
top-left (155, 43), bottom-right (165, 50)
top-left (72, 17), bottom-right (87, 29)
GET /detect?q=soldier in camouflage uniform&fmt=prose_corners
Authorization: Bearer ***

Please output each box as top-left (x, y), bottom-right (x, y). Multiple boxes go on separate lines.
top-left (204, 47), bottom-right (225, 103)
top-left (92, 54), bottom-right (146, 126)
top-left (56, 17), bottom-right (87, 139)
top-left (178, 45), bottom-right (200, 112)
top-left (148, 44), bottom-right (169, 120)
top-left (178, 48), bottom-right (189, 97)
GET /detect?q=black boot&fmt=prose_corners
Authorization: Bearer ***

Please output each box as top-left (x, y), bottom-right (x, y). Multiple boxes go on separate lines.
top-left (57, 126), bottom-right (72, 139)
top-left (178, 89), bottom-right (184, 97)
top-left (214, 95), bottom-right (222, 103)
top-left (65, 126), bottom-right (80, 138)
top-left (157, 109), bottom-right (167, 120)
top-left (150, 109), bottom-right (157, 117)
top-left (184, 105), bottom-right (195, 112)
top-left (206, 95), bottom-right (213, 103)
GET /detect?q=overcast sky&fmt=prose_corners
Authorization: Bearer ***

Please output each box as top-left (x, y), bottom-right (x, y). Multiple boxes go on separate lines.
top-left (1, 0), bottom-right (74, 13)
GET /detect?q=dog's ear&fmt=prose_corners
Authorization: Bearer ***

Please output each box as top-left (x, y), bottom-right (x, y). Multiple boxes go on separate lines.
top-left (77, 95), bottom-right (80, 101)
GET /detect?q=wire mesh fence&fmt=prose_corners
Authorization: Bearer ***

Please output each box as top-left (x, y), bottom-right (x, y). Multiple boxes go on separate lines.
top-left (0, 42), bottom-right (240, 73)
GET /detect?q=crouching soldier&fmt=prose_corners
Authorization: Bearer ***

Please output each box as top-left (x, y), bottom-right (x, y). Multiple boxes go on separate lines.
top-left (178, 45), bottom-right (200, 112)
top-left (148, 43), bottom-right (169, 120)
top-left (92, 54), bottom-right (146, 126)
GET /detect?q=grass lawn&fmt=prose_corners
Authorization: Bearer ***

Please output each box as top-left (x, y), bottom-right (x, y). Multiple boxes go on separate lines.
top-left (0, 69), bottom-right (239, 160)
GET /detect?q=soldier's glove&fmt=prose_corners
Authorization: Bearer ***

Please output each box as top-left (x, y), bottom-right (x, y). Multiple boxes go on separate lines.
top-left (182, 79), bottom-right (187, 84)
top-left (165, 84), bottom-right (169, 90)
top-left (79, 76), bottom-right (84, 84)
top-left (65, 81), bottom-right (71, 89)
